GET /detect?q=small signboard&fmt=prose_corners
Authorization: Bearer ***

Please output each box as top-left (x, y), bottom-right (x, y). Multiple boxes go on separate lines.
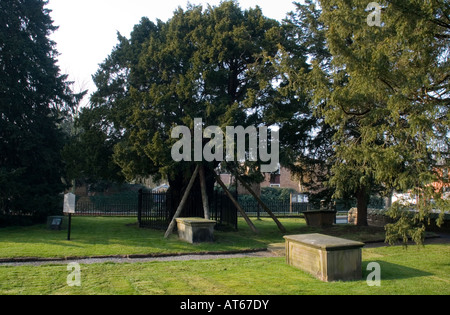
top-left (290, 193), bottom-right (310, 213)
top-left (63, 193), bottom-right (76, 214)
top-left (63, 193), bottom-right (76, 241)
top-left (291, 193), bottom-right (309, 203)
top-left (47, 216), bottom-right (64, 230)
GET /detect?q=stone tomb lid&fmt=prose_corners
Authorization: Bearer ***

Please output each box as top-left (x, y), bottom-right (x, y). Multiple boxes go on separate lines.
top-left (284, 233), bottom-right (365, 251)
top-left (176, 217), bottom-right (216, 225)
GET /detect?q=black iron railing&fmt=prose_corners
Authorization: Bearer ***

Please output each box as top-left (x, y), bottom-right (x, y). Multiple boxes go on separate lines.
top-left (73, 191), bottom-right (309, 230)
top-left (137, 190), bottom-right (239, 231)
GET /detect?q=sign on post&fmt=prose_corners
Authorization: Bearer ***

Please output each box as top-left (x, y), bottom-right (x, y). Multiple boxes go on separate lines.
top-left (290, 193), bottom-right (309, 213)
top-left (63, 193), bottom-right (76, 240)
top-left (63, 193), bottom-right (76, 214)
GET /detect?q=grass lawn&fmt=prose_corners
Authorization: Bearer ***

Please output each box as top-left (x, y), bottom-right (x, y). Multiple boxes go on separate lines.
top-left (0, 245), bottom-right (449, 295)
top-left (0, 217), bottom-right (388, 259)
top-left (0, 217), bottom-right (448, 295)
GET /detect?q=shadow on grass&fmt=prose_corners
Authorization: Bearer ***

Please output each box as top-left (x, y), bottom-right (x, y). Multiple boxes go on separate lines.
top-left (0, 217), bottom-right (391, 259)
top-left (0, 217), bottom-right (272, 259)
top-left (363, 261), bottom-right (433, 280)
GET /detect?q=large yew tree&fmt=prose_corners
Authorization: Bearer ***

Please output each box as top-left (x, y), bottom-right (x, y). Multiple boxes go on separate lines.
top-left (75, 2), bottom-right (298, 208)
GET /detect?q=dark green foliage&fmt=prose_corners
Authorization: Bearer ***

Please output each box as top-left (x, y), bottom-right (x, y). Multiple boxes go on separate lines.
top-left (0, 0), bottom-right (81, 223)
top-left (275, 1), bottom-right (336, 204)
top-left (281, 0), bottom-right (450, 237)
top-left (61, 106), bottom-right (125, 184)
top-left (306, 0), bottom-right (450, 240)
top-left (75, 2), bottom-right (304, 207)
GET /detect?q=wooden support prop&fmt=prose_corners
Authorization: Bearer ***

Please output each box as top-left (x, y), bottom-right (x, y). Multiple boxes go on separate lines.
top-left (164, 165), bottom-right (200, 239)
top-left (231, 168), bottom-right (287, 233)
top-left (213, 171), bottom-right (258, 234)
top-left (199, 165), bottom-right (211, 220)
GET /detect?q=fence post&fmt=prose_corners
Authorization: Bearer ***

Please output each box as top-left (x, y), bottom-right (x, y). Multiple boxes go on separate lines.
top-left (138, 189), bottom-right (143, 227)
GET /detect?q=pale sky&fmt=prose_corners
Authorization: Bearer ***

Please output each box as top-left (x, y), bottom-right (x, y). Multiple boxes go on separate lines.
top-left (46, 0), bottom-right (299, 106)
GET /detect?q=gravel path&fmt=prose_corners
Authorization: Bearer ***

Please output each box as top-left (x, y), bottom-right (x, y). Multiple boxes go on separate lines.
top-left (2, 233), bottom-right (449, 267)
top-left (0, 250), bottom-right (275, 267)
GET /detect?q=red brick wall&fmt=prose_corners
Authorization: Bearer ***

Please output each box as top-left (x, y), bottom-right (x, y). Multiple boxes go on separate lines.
top-left (218, 167), bottom-right (305, 195)
top-left (260, 167), bottom-right (303, 192)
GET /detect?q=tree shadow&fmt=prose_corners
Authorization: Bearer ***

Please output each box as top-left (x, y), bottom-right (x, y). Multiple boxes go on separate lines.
top-left (363, 261), bottom-right (433, 280)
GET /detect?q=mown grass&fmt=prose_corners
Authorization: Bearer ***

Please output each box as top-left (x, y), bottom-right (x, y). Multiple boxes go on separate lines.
top-left (0, 217), bottom-right (387, 259)
top-left (0, 217), bottom-right (448, 295)
top-left (0, 244), bottom-right (449, 295)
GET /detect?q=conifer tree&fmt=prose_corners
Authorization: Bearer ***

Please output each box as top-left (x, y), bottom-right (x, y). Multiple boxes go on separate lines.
top-left (306, 0), bottom-right (449, 239)
top-left (80, 2), bottom-right (296, 208)
top-left (276, 1), bottom-right (337, 206)
top-left (0, 0), bottom-right (82, 224)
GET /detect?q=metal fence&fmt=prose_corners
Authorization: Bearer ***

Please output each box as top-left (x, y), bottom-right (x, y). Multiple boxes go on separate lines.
top-left (137, 190), bottom-right (238, 230)
top-left (74, 195), bottom-right (138, 217)
top-left (238, 199), bottom-right (309, 217)
top-left (137, 192), bottom-right (170, 230)
top-left (73, 192), bottom-right (310, 228)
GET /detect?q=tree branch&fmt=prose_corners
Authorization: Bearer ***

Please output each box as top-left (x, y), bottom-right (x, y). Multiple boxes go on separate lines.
top-left (339, 104), bottom-right (371, 117)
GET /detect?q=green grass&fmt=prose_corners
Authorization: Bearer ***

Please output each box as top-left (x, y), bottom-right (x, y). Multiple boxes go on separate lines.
top-left (0, 217), bottom-right (387, 259)
top-left (0, 217), bottom-right (448, 295)
top-left (0, 245), bottom-right (449, 295)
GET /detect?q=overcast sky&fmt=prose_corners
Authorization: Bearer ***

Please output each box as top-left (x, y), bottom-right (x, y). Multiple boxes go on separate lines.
top-left (46, 0), bottom-right (300, 106)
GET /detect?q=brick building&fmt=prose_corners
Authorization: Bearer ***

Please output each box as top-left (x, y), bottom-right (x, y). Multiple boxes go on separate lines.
top-left (260, 167), bottom-right (307, 193)
top-left (219, 166), bottom-right (307, 196)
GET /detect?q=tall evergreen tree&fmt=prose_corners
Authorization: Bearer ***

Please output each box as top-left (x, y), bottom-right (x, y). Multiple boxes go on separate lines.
top-left (309, 0), bottom-right (449, 239)
top-left (274, 1), bottom-right (337, 206)
top-left (0, 0), bottom-right (81, 224)
top-left (79, 2), bottom-right (296, 210)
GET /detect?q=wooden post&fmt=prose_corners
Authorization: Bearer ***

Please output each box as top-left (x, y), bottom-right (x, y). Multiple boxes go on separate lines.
top-left (213, 172), bottom-right (258, 234)
top-left (67, 213), bottom-right (72, 241)
top-left (138, 189), bottom-right (143, 227)
top-left (164, 165), bottom-right (200, 239)
top-left (290, 193), bottom-right (293, 214)
top-left (233, 170), bottom-right (287, 233)
top-left (199, 165), bottom-right (210, 220)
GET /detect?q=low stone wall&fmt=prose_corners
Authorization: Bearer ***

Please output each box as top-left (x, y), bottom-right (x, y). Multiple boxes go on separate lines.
top-left (367, 209), bottom-right (395, 227)
top-left (348, 208), bottom-right (450, 232)
top-left (348, 208), bottom-right (394, 227)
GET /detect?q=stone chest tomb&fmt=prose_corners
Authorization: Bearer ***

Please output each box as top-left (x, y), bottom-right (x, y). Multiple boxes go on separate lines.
top-left (176, 218), bottom-right (216, 244)
top-left (284, 234), bottom-right (365, 282)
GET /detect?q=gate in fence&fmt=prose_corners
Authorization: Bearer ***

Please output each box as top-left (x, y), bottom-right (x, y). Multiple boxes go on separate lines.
top-left (137, 189), bottom-right (238, 231)
top-left (73, 189), bottom-right (308, 230)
